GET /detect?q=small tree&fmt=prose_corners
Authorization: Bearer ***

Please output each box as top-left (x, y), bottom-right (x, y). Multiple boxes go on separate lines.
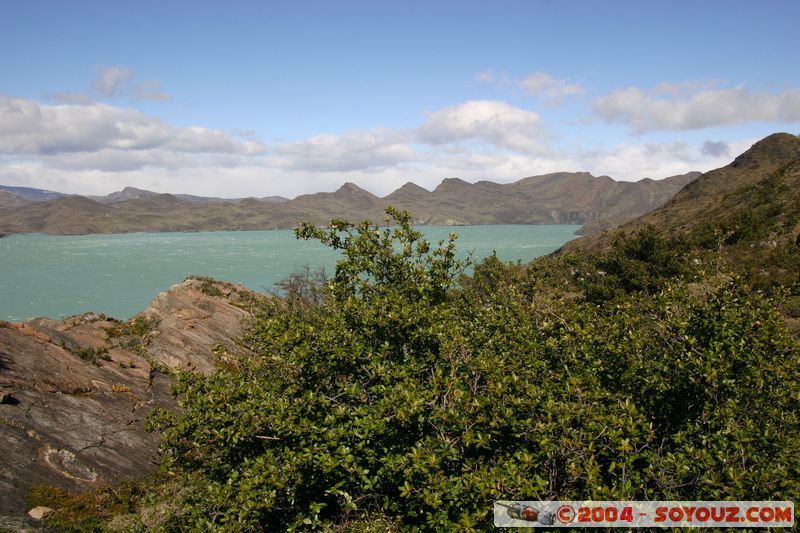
top-left (295, 207), bottom-right (466, 359)
top-left (296, 207), bottom-right (464, 307)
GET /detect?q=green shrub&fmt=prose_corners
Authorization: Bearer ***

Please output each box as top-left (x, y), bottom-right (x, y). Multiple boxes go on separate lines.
top-left (145, 209), bottom-right (799, 530)
top-left (577, 225), bottom-right (691, 303)
top-left (28, 483), bottom-right (142, 533)
top-left (70, 345), bottom-right (111, 365)
top-left (105, 316), bottom-right (156, 340)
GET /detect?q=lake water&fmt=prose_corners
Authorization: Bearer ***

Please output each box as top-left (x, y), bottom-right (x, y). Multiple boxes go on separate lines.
top-left (0, 225), bottom-right (579, 322)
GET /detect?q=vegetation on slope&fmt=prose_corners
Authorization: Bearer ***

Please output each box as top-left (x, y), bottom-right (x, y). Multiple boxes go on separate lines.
top-left (30, 206), bottom-right (792, 531)
top-left (565, 133), bottom-right (800, 261)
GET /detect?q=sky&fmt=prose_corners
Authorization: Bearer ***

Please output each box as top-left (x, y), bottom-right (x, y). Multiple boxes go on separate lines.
top-left (1, 0), bottom-right (799, 199)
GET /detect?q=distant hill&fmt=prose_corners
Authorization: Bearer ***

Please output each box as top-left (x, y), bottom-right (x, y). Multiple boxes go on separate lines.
top-left (90, 186), bottom-right (159, 203)
top-left (86, 186), bottom-right (289, 205)
top-left (0, 196), bottom-right (116, 234)
top-left (562, 132), bottom-right (800, 253)
top-left (0, 185), bottom-right (68, 202)
top-left (0, 171), bottom-right (697, 235)
top-left (0, 190), bottom-right (33, 210)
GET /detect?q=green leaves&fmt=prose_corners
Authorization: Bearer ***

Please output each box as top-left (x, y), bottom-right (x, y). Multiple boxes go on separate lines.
top-left (296, 207), bottom-right (466, 307)
top-left (149, 210), bottom-right (800, 531)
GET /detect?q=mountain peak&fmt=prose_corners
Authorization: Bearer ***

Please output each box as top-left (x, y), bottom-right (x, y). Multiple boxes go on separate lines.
top-left (392, 182), bottom-right (429, 195)
top-left (335, 182), bottom-right (372, 195)
top-left (384, 181), bottom-right (430, 202)
top-left (398, 181), bottom-right (429, 192)
top-left (731, 132), bottom-right (800, 170)
top-left (433, 177), bottom-right (470, 193)
top-left (105, 187), bottom-right (159, 203)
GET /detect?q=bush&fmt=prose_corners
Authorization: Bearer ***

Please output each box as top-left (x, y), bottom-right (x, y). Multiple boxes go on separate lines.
top-left (577, 225), bottom-right (691, 303)
top-left (70, 345), bottom-right (111, 365)
top-left (28, 483), bottom-right (143, 532)
top-left (146, 209), bottom-right (799, 531)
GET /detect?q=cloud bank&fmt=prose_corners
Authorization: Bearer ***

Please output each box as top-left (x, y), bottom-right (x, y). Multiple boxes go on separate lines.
top-left (271, 129), bottom-right (414, 172)
top-left (417, 100), bottom-right (547, 154)
top-left (519, 72), bottom-right (585, 103)
top-left (593, 83), bottom-right (800, 132)
top-left (476, 70), bottom-right (585, 105)
top-left (0, 96), bottom-right (265, 161)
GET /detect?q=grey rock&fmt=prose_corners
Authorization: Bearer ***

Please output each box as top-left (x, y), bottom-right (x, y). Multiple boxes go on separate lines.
top-left (27, 506), bottom-right (53, 520)
top-left (0, 278), bottom-right (267, 517)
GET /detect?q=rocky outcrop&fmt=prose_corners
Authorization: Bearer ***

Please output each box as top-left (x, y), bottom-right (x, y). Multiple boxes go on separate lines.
top-left (139, 278), bottom-right (259, 375)
top-left (0, 278), bottom-right (267, 517)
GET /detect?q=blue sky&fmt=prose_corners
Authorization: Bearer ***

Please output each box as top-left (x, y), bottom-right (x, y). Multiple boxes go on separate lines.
top-left (1, 0), bottom-right (799, 198)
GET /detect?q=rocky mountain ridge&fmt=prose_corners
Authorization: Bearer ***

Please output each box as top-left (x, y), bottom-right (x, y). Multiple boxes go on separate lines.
top-left (0, 171), bottom-right (698, 235)
top-left (562, 133), bottom-right (800, 252)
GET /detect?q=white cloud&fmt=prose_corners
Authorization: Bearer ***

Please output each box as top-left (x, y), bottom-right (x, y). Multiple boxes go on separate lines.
top-left (581, 142), bottom-right (695, 178)
top-left (270, 129), bottom-right (415, 172)
top-left (93, 65), bottom-right (134, 97)
top-left (38, 149), bottom-right (187, 172)
top-left (0, 96), bottom-right (266, 159)
top-left (475, 70), bottom-right (584, 105)
top-left (133, 80), bottom-right (171, 102)
top-left (593, 82), bottom-right (800, 132)
top-left (576, 138), bottom-right (755, 180)
top-left (519, 72), bottom-right (585, 103)
top-left (48, 92), bottom-right (94, 105)
top-left (87, 65), bottom-right (171, 102)
top-left (417, 100), bottom-right (547, 154)
top-left (35, 149), bottom-right (252, 173)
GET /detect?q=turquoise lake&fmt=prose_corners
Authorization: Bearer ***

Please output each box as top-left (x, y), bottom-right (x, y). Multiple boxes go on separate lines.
top-left (0, 225), bottom-right (579, 322)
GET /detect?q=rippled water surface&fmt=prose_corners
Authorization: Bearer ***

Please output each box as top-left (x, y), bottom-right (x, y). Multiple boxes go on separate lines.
top-left (0, 225), bottom-right (579, 321)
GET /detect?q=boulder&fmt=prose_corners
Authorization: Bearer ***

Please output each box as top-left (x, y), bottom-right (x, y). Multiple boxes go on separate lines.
top-left (27, 506), bottom-right (53, 520)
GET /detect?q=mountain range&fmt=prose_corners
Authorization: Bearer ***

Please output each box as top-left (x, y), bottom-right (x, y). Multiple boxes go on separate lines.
top-left (563, 132), bottom-right (800, 253)
top-left (0, 171), bottom-right (698, 235)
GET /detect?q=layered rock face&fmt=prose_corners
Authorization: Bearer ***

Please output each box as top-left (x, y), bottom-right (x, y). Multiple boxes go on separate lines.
top-left (0, 278), bottom-right (266, 516)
